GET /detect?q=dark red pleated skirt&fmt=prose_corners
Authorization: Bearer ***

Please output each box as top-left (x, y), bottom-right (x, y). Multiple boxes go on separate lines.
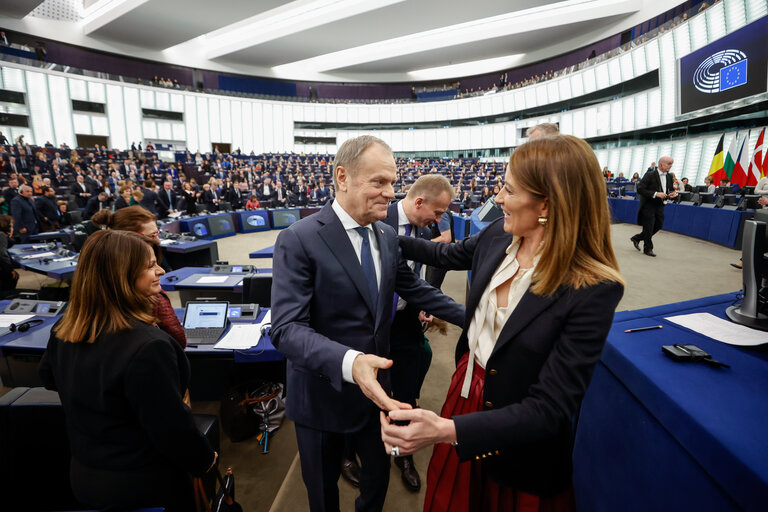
top-left (423, 353), bottom-right (576, 512)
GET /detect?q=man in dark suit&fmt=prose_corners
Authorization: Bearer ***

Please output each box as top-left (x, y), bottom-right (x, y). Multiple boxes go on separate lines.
top-left (377, 174), bottom-right (453, 492)
top-left (84, 192), bottom-right (110, 220)
top-left (257, 177), bottom-right (275, 207)
top-left (35, 186), bottom-right (61, 231)
top-left (70, 175), bottom-right (92, 208)
top-left (11, 186), bottom-right (39, 242)
top-left (157, 180), bottom-right (178, 218)
top-left (631, 156), bottom-right (676, 257)
top-left (139, 179), bottom-right (161, 216)
top-left (271, 136), bottom-right (464, 512)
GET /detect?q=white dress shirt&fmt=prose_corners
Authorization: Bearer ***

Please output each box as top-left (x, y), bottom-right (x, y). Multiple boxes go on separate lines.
top-left (396, 201), bottom-right (424, 311)
top-left (331, 199), bottom-right (383, 384)
top-left (461, 238), bottom-right (539, 397)
top-left (654, 171), bottom-right (667, 197)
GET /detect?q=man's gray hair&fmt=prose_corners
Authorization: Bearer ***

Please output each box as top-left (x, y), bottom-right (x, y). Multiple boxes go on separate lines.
top-left (332, 135), bottom-right (392, 189)
top-left (526, 123), bottom-right (559, 140)
top-left (19, 185), bottom-right (32, 193)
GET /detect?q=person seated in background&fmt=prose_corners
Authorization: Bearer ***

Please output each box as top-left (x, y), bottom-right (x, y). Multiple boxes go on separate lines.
top-left (315, 180), bottom-right (331, 205)
top-left (39, 230), bottom-right (216, 511)
top-left (719, 177), bottom-right (740, 194)
top-left (114, 185), bottom-right (132, 210)
top-left (681, 177), bottom-right (693, 192)
top-left (245, 194), bottom-right (261, 210)
top-left (84, 191), bottom-right (110, 220)
top-left (615, 172), bottom-right (627, 182)
top-left (630, 172), bottom-right (641, 183)
top-left (258, 177), bottom-right (275, 207)
top-left (480, 186), bottom-right (491, 202)
top-left (704, 175), bottom-right (716, 194)
top-left (200, 183), bottom-right (218, 212)
top-left (0, 215), bottom-right (19, 296)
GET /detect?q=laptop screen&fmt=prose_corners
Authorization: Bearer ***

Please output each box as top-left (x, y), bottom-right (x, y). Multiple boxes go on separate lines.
top-left (183, 302), bottom-right (228, 329)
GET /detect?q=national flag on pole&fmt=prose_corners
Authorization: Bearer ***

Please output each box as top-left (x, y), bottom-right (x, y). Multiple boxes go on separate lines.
top-left (723, 133), bottom-right (739, 180)
top-left (731, 131), bottom-right (749, 187)
top-left (708, 134), bottom-right (727, 186)
top-left (747, 127), bottom-right (765, 185)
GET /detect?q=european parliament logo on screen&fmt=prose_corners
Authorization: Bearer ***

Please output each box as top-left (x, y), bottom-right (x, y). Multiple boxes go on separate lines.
top-left (693, 50), bottom-right (747, 93)
top-left (679, 16), bottom-right (767, 115)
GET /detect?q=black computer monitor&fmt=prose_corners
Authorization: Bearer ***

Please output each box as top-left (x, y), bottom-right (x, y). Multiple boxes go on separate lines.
top-left (208, 215), bottom-right (235, 237)
top-left (676, 191), bottom-right (693, 202)
top-left (699, 193), bottom-right (715, 204)
top-left (271, 209), bottom-right (300, 229)
top-left (726, 213), bottom-right (768, 330)
top-left (715, 186), bottom-right (734, 196)
top-left (741, 186), bottom-right (755, 196)
top-left (695, 185), bottom-right (710, 193)
top-left (739, 195), bottom-right (763, 210)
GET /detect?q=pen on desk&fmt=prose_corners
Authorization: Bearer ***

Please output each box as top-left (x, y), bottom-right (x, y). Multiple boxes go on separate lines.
top-left (624, 325), bottom-right (663, 333)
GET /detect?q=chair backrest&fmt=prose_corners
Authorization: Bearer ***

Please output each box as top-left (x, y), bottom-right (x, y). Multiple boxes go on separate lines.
top-left (195, 203), bottom-right (208, 214)
top-left (241, 272), bottom-right (273, 307)
top-left (68, 209), bottom-right (83, 224)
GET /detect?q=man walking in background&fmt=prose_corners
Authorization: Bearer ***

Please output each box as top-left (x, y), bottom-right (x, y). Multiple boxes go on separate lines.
top-left (631, 156), bottom-right (677, 257)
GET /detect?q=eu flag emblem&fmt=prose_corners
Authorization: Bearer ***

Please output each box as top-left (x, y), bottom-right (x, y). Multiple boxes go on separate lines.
top-left (720, 59), bottom-right (748, 91)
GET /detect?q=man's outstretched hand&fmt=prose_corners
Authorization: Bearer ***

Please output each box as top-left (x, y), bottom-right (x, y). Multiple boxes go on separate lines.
top-left (352, 354), bottom-right (412, 412)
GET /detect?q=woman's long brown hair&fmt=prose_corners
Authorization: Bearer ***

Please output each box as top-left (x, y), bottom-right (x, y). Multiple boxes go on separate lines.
top-left (54, 230), bottom-right (158, 343)
top-left (509, 135), bottom-right (625, 296)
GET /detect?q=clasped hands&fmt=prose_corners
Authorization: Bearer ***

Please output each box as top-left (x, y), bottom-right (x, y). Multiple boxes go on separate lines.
top-left (352, 354), bottom-right (456, 457)
top-left (656, 191), bottom-right (677, 200)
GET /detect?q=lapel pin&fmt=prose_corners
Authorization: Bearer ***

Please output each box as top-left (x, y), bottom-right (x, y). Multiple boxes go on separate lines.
top-left (380, 228), bottom-right (384, 234)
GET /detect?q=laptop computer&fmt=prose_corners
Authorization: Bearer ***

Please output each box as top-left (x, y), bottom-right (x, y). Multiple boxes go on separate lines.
top-left (182, 301), bottom-right (229, 345)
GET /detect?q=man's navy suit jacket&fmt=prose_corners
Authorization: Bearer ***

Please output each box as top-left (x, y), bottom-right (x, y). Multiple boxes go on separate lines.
top-left (270, 202), bottom-right (465, 433)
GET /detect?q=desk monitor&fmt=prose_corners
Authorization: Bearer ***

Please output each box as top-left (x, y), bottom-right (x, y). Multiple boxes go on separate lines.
top-left (699, 193), bottom-right (715, 205)
top-left (716, 186), bottom-right (734, 196)
top-left (695, 185), bottom-right (710, 193)
top-left (187, 219), bottom-right (211, 238)
top-left (208, 216), bottom-right (235, 237)
top-left (271, 209), bottom-right (300, 229)
top-left (726, 216), bottom-right (768, 331)
top-left (738, 195), bottom-right (763, 210)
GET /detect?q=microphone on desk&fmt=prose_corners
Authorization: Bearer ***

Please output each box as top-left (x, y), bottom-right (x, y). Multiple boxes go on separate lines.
top-left (10, 319), bottom-right (45, 332)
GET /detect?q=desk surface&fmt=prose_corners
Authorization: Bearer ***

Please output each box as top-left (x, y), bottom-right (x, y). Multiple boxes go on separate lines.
top-left (249, 246), bottom-right (274, 259)
top-left (9, 244), bottom-right (77, 280)
top-left (0, 300), bottom-right (280, 364)
top-left (160, 239), bottom-right (217, 253)
top-left (576, 292), bottom-right (768, 510)
top-left (162, 267), bottom-right (271, 292)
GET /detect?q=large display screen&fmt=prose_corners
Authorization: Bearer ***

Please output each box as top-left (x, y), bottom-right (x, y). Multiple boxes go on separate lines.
top-left (678, 16), bottom-right (768, 115)
top-left (208, 215), bottom-right (235, 237)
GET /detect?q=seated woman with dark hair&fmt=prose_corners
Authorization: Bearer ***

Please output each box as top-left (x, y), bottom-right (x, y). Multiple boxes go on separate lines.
top-left (0, 214), bottom-right (19, 294)
top-left (92, 206), bottom-right (185, 347)
top-left (39, 230), bottom-right (216, 511)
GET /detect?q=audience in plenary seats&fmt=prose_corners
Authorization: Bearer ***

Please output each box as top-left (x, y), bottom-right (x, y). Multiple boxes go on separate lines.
top-left (38, 230), bottom-right (217, 512)
top-left (381, 135), bottom-right (625, 512)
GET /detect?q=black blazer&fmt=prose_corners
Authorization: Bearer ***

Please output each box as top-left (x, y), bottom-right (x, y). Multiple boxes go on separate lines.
top-left (399, 218), bottom-right (623, 496)
top-left (39, 321), bottom-right (214, 476)
top-left (270, 203), bottom-right (465, 433)
top-left (636, 170), bottom-right (674, 223)
top-left (157, 189), bottom-right (178, 216)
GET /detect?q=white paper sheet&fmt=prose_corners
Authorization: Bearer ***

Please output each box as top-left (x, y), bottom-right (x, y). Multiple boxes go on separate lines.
top-left (0, 314), bottom-right (35, 327)
top-left (21, 252), bottom-right (55, 259)
top-left (665, 313), bottom-right (768, 346)
top-left (214, 310), bottom-right (271, 350)
top-left (196, 276), bottom-right (229, 284)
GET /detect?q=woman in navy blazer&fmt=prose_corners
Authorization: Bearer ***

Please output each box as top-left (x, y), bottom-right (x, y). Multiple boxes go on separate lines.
top-left (382, 135), bottom-right (625, 511)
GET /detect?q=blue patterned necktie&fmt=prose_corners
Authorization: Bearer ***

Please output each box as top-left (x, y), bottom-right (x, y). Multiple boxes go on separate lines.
top-left (355, 227), bottom-right (378, 308)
